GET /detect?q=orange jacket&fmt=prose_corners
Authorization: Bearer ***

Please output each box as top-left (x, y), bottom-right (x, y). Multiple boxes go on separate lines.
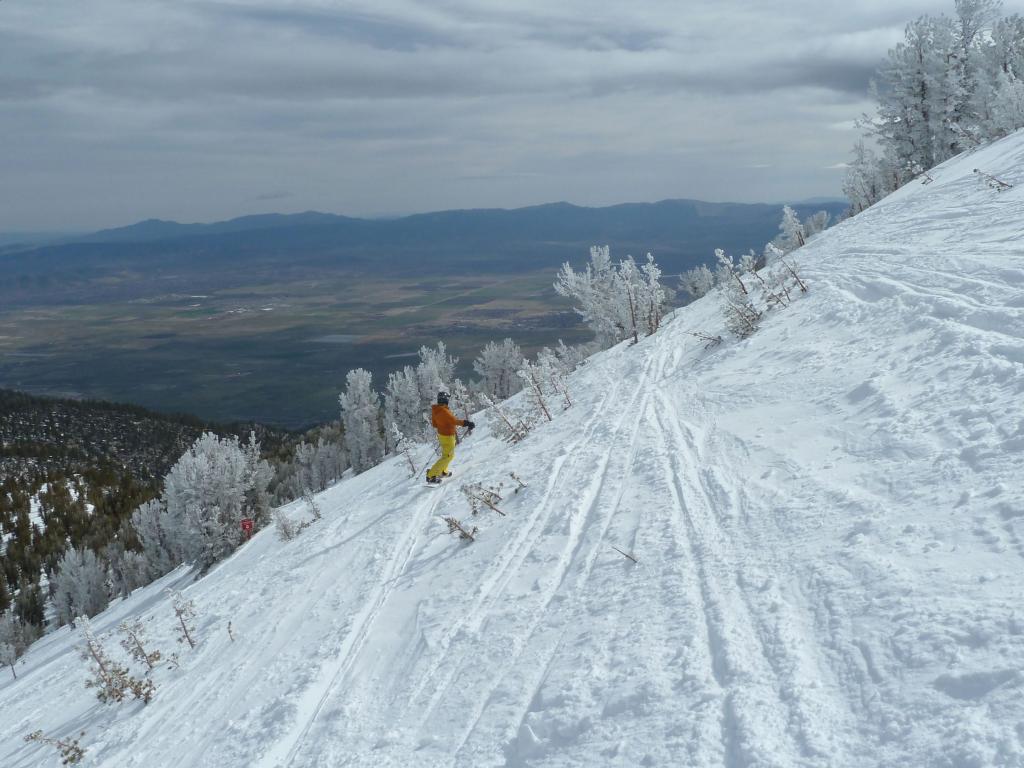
top-left (431, 404), bottom-right (466, 437)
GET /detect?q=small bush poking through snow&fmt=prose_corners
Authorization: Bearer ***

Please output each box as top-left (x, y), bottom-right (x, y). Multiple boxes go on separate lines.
top-left (79, 618), bottom-right (154, 705)
top-left (461, 483), bottom-right (505, 517)
top-left (24, 730), bottom-right (86, 765)
top-left (442, 516), bottom-right (478, 542)
top-left (118, 618), bottom-right (161, 671)
top-left (169, 590), bottom-right (197, 650)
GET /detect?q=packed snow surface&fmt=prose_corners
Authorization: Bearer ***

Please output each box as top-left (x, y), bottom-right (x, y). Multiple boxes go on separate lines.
top-left (4, 132), bottom-right (1024, 767)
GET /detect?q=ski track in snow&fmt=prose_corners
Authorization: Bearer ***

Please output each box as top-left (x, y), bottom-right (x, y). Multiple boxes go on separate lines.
top-left (4, 131), bottom-right (1024, 767)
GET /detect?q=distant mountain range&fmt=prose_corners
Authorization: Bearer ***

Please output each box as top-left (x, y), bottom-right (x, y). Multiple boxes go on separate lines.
top-left (1, 198), bottom-right (847, 306)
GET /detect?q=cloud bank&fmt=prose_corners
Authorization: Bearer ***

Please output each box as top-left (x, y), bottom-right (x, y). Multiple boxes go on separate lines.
top-left (2, 0), bottom-right (1011, 229)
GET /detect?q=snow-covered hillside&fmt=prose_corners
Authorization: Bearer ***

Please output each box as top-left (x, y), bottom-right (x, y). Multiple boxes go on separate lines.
top-left (4, 133), bottom-right (1024, 768)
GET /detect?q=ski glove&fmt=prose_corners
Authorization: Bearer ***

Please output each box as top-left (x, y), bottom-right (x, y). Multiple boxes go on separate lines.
top-left (464, 420), bottom-right (475, 430)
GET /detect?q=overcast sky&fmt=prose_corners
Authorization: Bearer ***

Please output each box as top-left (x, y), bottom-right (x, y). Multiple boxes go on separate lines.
top-left (3, 0), bottom-right (1022, 231)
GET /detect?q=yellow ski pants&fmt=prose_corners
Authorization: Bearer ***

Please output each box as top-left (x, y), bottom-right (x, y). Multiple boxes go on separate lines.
top-left (427, 434), bottom-right (457, 479)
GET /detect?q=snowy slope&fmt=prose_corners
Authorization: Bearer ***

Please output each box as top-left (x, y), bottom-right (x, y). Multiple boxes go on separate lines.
top-left (3, 132), bottom-right (1024, 768)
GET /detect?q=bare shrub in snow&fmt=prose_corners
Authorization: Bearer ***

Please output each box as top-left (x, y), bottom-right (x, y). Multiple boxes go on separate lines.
top-left (461, 483), bottom-right (505, 517)
top-left (509, 472), bottom-right (528, 493)
top-left (301, 488), bottom-right (322, 522)
top-left (688, 331), bottom-right (723, 349)
top-left (118, 618), bottom-right (162, 671)
top-left (712, 248), bottom-right (809, 340)
top-left (481, 394), bottom-right (535, 444)
top-left (390, 425), bottom-right (420, 478)
top-left (168, 590), bottom-right (197, 649)
top-left (974, 167), bottom-right (1013, 191)
top-left (716, 250), bottom-right (762, 339)
top-left (273, 509), bottom-right (300, 541)
top-left (24, 730), bottom-right (86, 765)
top-left (442, 516), bottom-right (478, 542)
top-left (80, 618), bottom-right (154, 704)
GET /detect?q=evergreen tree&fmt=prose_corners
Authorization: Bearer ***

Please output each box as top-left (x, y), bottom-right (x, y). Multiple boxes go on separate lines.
top-left (473, 339), bottom-right (524, 401)
top-left (339, 369), bottom-right (384, 473)
top-left (52, 547), bottom-right (109, 628)
top-left (384, 366), bottom-right (425, 444)
top-left (162, 432), bottom-right (273, 571)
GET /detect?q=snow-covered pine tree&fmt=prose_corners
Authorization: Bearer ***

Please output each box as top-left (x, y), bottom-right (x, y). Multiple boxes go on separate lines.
top-left (241, 432), bottom-right (274, 530)
top-left (555, 245), bottom-right (627, 347)
top-left (339, 368), bottom-right (384, 473)
top-left (473, 338), bottom-right (524, 401)
top-left (775, 206), bottom-right (806, 253)
top-left (162, 432), bottom-right (273, 571)
top-left (679, 263), bottom-right (716, 301)
top-left (415, 342), bottom-right (458, 405)
top-left (640, 253), bottom-right (671, 334)
top-left (104, 538), bottom-right (150, 599)
top-left (52, 547), bottom-right (110, 628)
top-left (0, 612), bottom-right (35, 679)
top-left (384, 365), bottom-right (425, 445)
top-left (845, 1), bottom-right (1024, 212)
top-left (131, 498), bottom-right (181, 581)
top-left (802, 211), bottom-right (831, 240)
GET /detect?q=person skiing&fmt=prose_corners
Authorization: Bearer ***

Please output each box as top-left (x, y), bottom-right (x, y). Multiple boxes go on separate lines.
top-left (426, 390), bottom-right (474, 484)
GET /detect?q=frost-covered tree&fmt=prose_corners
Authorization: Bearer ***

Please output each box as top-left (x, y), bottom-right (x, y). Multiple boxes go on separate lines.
top-left (552, 339), bottom-right (591, 373)
top-left (384, 365), bottom-right (424, 444)
top-left (843, 141), bottom-right (887, 214)
top-left (555, 246), bottom-right (671, 347)
top-left (803, 211), bottom-right (831, 240)
top-left (679, 263), bottom-right (716, 301)
top-left (52, 547), bottom-right (109, 628)
top-left (339, 368), bottom-right (384, 473)
top-left (640, 253), bottom-right (671, 334)
top-left (162, 432), bottom-right (273, 572)
top-left (415, 342), bottom-right (458, 404)
top-left (0, 612), bottom-right (36, 679)
top-left (715, 250), bottom-right (762, 338)
top-left (555, 245), bottom-right (627, 347)
top-left (282, 435), bottom-right (348, 499)
top-left (104, 539), bottom-right (150, 599)
top-left (775, 206), bottom-right (806, 252)
top-left (131, 498), bottom-right (181, 580)
top-left (846, 1), bottom-right (1024, 212)
top-left (473, 338), bottom-right (524, 400)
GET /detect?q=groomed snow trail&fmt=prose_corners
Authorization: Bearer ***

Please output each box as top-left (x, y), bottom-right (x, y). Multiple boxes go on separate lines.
top-left (3, 131), bottom-right (1024, 767)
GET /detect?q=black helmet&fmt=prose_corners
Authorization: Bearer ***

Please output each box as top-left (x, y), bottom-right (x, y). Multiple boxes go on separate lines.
top-left (437, 390), bottom-right (450, 405)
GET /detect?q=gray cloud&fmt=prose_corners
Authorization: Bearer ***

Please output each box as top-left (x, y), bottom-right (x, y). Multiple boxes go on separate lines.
top-left (2, 0), bottom-right (1021, 229)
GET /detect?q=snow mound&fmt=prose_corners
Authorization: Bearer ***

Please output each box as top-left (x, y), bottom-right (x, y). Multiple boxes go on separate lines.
top-left (4, 131), bottom-right (1024, 767)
